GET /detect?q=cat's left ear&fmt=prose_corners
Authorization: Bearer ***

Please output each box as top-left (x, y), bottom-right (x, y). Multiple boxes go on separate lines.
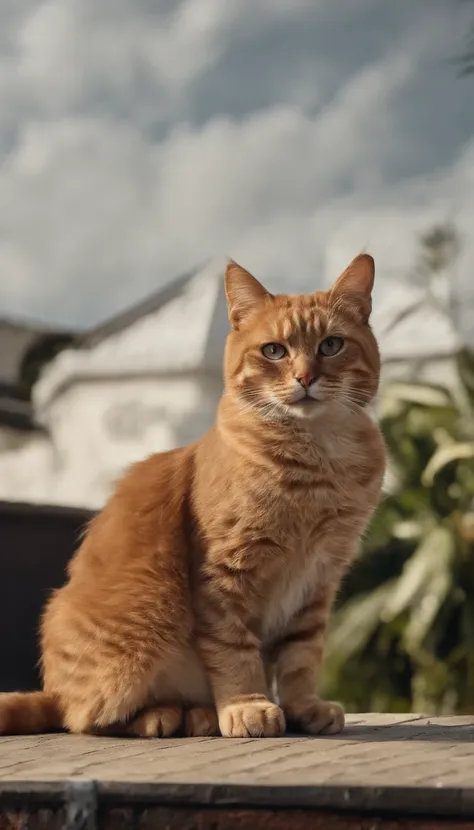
top-left (329, 253), bottom-right (375, 323)
top-left (225, 260), bottom-right (272, 328)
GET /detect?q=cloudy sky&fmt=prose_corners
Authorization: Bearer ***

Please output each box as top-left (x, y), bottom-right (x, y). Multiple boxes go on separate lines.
top-left (0, 0), bottom-right (473, 337)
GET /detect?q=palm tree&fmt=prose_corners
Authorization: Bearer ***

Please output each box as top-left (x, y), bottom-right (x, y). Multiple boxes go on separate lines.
top-left (321, 228), bottom-right (474, 715)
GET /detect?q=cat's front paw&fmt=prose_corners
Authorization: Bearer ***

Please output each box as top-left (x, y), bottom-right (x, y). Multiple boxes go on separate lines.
top-left (219, 698), bottom-right (285, 738)
top-left (287, 699), bottom-right (345, 735)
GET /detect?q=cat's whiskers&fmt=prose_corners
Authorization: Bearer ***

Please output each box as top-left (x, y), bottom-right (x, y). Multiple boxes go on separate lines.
top-left (231, 387), bottom-right (288, 422)
top-left (338, 391), bottom-right (367, 407)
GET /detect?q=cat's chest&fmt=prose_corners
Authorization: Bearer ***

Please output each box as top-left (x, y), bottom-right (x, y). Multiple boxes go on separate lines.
top-left (255, 481), bottom-right (369, 644)
top-left (260, 555), bottom-right (326, 645)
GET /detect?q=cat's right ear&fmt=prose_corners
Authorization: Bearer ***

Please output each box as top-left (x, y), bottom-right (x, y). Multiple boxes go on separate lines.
top-left (225, 260), bottom-right (272, 328)
top-left (329, 254), bottom-right (375, 323)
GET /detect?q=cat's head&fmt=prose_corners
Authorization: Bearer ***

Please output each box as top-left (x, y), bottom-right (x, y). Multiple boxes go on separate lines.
top-left (224, 254), bottom-right (380, 422)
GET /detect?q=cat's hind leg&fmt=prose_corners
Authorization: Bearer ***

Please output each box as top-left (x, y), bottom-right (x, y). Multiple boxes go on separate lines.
top-left (184, 706), bottom-right (219, 737)
top-left (94, 704), bottom-right (219, 738)
top-left (42, 586), bottom-right (192, 736)
top-left (94, 704), bottom-right (184, 738)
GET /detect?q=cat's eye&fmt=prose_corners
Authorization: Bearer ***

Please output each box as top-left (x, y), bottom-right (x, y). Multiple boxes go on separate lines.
top-left (319, 336), bottom-right (344, 357)
top-left (261, 343), bottom-right (287, 360)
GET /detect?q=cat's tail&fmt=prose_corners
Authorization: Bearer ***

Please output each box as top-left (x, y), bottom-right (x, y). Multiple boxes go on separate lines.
top-left (0, 692), bottom-right (62, 735)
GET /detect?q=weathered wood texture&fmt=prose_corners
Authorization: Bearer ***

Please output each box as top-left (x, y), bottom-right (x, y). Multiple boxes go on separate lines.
top-left (1, 714), bottom-right (474, 828)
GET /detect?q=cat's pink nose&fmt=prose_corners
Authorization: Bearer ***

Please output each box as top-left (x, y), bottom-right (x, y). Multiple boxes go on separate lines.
top-left (296, 373), bottom-right (317, 389)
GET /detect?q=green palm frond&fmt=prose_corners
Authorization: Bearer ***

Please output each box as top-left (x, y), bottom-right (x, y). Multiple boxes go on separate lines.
top-left (323, 226), bottom-right (474, 715)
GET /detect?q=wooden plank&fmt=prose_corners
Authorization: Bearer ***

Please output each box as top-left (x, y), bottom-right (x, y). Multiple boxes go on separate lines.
top-left (1, 714), bottom-right (474, 824)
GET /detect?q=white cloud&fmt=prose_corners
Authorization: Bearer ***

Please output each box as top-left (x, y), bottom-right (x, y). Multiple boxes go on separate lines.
top-left (0, 0), bottom-right (472, 347)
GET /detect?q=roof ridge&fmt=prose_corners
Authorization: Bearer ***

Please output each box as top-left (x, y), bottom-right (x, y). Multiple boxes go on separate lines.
top-left (78, 262), bottom-right (208, 349)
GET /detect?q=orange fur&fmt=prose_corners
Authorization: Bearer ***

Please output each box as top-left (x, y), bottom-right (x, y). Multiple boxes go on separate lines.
top-left (0, 692), bottom-right (61, 735)
top-left (0, 254), bottom-right (385, 738)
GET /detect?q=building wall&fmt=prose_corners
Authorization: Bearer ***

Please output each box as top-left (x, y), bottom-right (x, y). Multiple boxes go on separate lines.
top-left (0, 372), bottom-right (222, 509)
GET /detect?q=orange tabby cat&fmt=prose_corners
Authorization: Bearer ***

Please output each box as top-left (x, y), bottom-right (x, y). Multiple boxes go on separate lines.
top-left (0, 254), bottom-right (385, 739)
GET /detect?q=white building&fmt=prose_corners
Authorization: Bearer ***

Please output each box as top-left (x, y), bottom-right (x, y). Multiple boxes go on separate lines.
top-left (0, 259), bottom-right (228, 508)
top-left (374, 276), bottom-right (462, 389)
top-left (0, 260), bottom-right (463, 510)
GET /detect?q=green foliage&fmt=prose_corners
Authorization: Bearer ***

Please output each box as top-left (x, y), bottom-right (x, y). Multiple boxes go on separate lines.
top-left (322, 348), bottom-right (474, 715)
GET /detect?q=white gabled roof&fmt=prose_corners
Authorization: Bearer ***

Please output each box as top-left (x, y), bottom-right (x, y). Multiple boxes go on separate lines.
top-left (34, 258), bottom-right (229, 416)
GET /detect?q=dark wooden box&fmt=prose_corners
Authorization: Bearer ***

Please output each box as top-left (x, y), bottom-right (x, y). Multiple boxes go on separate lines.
top-left (0, 501), bottom-right (93, 692)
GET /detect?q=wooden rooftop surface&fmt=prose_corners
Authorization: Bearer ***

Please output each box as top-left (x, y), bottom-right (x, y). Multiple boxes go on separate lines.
top-left (1, 714), bottom-right (474, 820)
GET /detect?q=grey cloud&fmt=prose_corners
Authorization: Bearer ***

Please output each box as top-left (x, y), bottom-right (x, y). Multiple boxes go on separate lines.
top-left (0, 0), bottom-right (472, 340)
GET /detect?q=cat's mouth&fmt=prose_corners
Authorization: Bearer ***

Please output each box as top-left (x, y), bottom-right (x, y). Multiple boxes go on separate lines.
top-left (285, 396), bottom-right (328, 420)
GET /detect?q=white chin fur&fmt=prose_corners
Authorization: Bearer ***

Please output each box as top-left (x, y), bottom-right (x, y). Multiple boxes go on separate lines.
top-left (289, 399), bottom-right (327, 419)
